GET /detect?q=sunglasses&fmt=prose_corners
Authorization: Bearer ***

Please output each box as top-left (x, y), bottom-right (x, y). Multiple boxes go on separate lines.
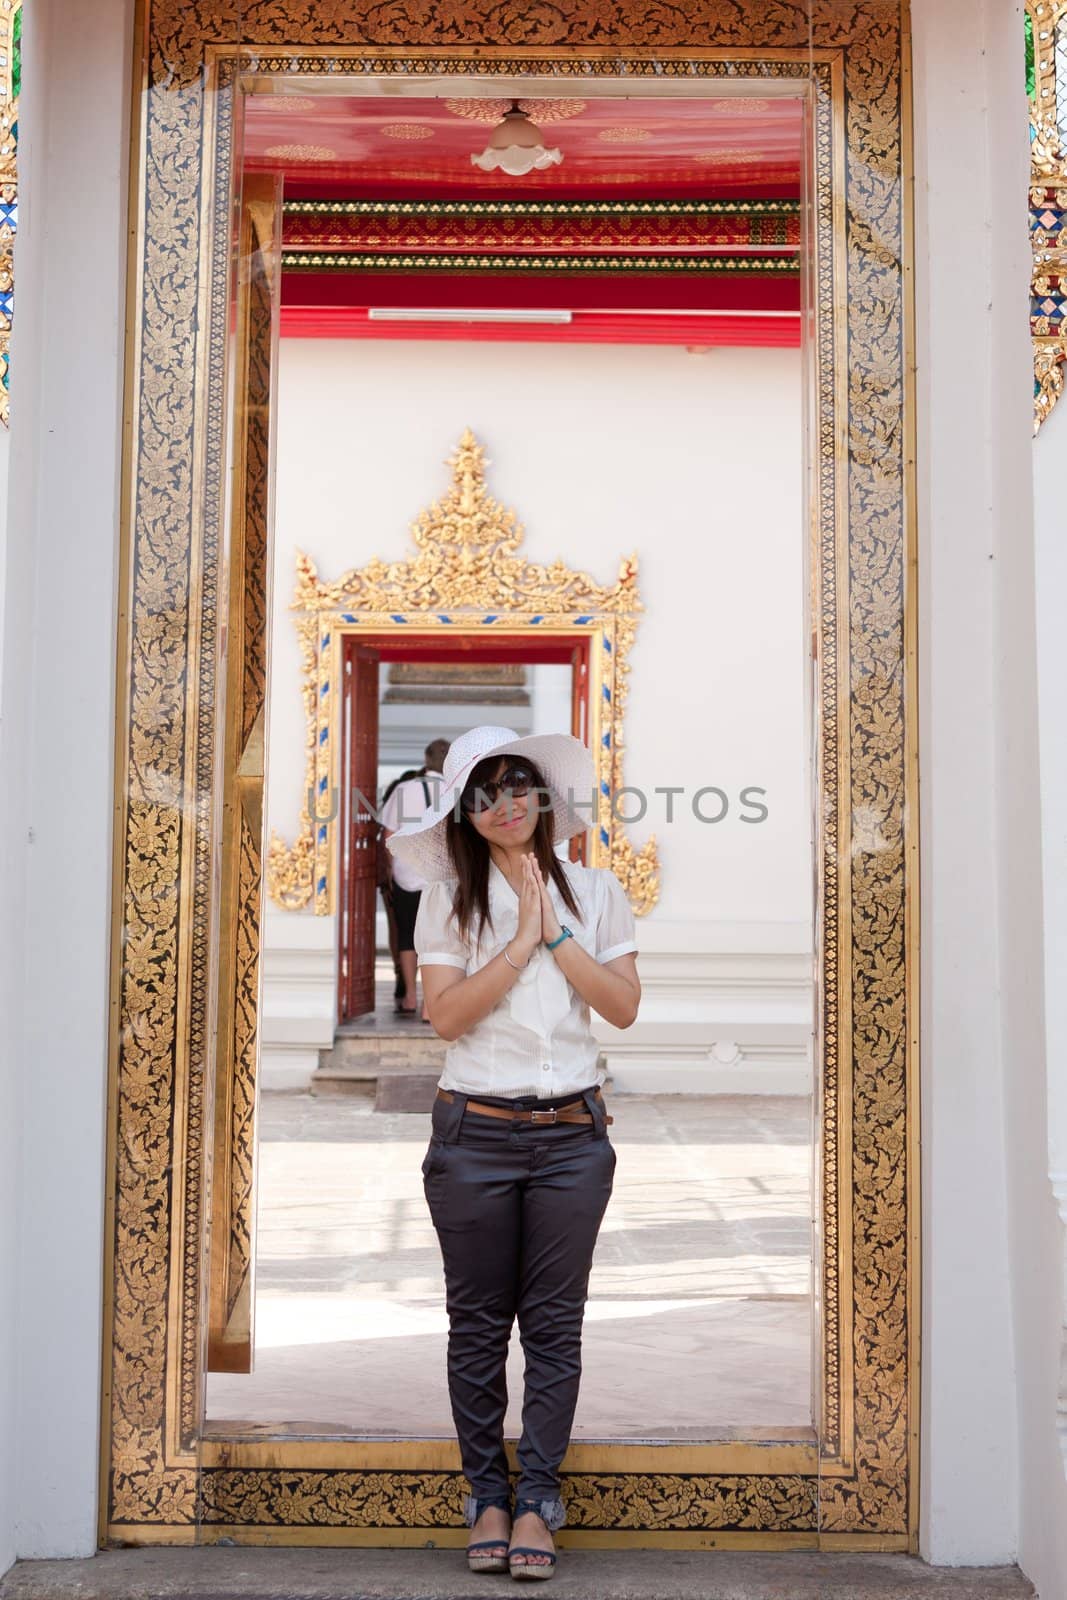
top-left (459, 762), bottom-right (538, 814)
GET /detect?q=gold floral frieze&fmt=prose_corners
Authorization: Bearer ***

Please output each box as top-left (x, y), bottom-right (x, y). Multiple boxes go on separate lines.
top-left (266, 429), bottom-right (659, 919)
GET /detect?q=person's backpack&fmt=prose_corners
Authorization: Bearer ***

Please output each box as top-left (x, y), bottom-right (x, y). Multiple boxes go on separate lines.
top-left (376, 773), bottom-right (431, 890)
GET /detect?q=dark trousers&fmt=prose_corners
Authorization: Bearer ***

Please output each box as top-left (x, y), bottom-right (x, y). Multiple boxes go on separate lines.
top-left (391, 882), bottom-right (422, 953)
top-left (422, 1088), bottom-right (615, 1510)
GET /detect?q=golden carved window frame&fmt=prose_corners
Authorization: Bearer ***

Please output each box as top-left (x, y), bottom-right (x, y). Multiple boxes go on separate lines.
top-left (265, 429), bottom-right (658, 921)
top-left (100, 1), bottom-right (919, 1554)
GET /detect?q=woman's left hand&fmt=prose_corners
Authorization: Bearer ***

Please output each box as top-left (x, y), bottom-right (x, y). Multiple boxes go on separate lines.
top-left (531, 857), bottom-right (562, 945)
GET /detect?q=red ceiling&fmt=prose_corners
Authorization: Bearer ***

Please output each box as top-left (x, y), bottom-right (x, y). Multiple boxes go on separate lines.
top-left (281, 266), bottom-right (799, 314)
top-left (244, 93), bottom-right (803, 200)
top-left (247, 93), bottom-right (804, 345)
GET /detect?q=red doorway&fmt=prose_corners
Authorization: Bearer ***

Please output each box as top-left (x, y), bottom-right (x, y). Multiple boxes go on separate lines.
top-left (337, 631), bottom-right (592, 1023)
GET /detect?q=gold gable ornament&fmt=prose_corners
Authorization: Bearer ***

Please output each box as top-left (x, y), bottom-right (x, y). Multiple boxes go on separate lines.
top-left (267, 430), bottom-right (658, 919)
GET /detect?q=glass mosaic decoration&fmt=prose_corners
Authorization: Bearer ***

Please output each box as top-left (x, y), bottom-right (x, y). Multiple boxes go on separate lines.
top-left (0, 0), bottom-right (20, 426)
top-left (1027, 1), bottom-right (1067, 428)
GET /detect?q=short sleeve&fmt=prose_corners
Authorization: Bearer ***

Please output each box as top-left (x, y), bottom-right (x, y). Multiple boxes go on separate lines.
top-left (414, 880), bottom-right (468, 970)
top-left (595, 869), bottom-right (638, 965)
top-left (382, 779), bottom-right (425, 833)
top-left (380, 784), bottom-right (402, 832)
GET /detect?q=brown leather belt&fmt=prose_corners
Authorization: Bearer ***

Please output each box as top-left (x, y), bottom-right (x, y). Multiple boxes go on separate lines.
top-left (436, 1088), bottom-right (612, 1127)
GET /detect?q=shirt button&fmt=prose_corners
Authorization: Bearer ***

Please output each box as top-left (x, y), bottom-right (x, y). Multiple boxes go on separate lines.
top-left (541, 1063), bottom-right (550, 1072)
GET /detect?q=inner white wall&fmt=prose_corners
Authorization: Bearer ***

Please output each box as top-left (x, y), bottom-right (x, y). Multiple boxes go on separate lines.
top-left (269, 337), bottom-right (810, 926)
top-left (262, 337), bottom-right (814, 1091)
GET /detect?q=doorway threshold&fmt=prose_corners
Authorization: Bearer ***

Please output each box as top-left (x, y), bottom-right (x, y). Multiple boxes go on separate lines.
top-left (0, 1548), bottom-right (1035, 1600)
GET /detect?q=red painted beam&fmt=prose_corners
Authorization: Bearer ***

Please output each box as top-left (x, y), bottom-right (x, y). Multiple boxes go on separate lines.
top-left (350, 634), bottom-right (586, 663)
top-left (279, 305), bottom-right (800, 347)
top-left (281, 268), bottom-right (799, 315)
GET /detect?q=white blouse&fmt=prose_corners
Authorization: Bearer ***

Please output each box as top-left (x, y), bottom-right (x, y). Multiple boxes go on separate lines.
top-left (414, 858), bottom-right (639, 1099)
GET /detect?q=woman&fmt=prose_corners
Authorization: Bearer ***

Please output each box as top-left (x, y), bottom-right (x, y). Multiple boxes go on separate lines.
top-left (387, 725), bottom-right (640, 1582)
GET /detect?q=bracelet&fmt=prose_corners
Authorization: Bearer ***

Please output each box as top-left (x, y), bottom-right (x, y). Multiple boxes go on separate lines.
top-left (545, 925), bottom-right (573, 951)
top-left (503, 943), bottom-right (530, 970)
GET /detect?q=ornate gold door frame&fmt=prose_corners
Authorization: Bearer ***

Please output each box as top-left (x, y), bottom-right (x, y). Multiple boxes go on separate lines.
top-left (100, 1), bottom-right (918, 1551)
top-left (207, 175), bottom-right (282, 1376)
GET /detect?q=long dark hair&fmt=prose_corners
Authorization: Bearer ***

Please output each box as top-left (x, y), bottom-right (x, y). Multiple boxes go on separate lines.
top-left (444, 754), bottom-right (583, 945)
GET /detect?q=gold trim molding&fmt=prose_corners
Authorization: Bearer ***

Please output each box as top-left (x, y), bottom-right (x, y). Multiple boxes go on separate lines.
top-left (285, 198), bottom-right (801, 217)
top-left (102, 0), bottom-right (916, 1554)
top-left (281, 249), bottom-right (797, 274)
top-left (266, 428), bottom-right (659, 919)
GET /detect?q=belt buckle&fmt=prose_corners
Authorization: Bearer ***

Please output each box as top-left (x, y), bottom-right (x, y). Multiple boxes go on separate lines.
top-left (530, 1108), bottom-right (558, 1124)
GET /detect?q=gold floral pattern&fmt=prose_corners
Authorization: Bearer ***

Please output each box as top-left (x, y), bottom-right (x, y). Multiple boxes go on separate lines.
top-left (444, 97), bottom-right (588, 122)
top-left (197, 1468), bottom-right (816, 1532)
top-left (281, 201), bottom-right (800, 254)
top-left (208, 191), bottom-right (274, 1372)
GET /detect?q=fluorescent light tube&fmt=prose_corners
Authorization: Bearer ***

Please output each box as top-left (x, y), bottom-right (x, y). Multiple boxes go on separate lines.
top-left (368, 307), bottom-right (573, 325)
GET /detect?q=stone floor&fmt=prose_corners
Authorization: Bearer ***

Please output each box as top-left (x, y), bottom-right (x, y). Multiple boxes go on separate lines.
top-left (0, 1547), bottom-right (1037, 1600)
top-left (207, 1091), bottom-right (813, 1439)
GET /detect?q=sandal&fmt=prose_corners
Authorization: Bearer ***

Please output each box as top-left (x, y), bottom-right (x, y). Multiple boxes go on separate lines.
top-left (508, 1498), bottom-right (565, 1582)
top-left (464, 1493), bottom-right (512, 1575)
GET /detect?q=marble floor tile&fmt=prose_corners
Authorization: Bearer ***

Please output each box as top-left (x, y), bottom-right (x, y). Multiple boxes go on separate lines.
top-left (207, 1091), bottom-right (813, 1438)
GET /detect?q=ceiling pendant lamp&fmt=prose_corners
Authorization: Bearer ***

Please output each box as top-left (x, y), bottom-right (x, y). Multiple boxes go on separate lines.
top-left (471, 102), bottom-right (563, 176)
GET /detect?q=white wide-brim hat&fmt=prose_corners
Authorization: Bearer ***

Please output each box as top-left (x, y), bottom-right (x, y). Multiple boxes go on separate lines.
top-left (386, 724), bottom-right (597, 884)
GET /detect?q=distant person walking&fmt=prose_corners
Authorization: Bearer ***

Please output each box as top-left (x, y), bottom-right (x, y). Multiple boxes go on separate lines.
top-left (381, 738), bottom-right (450, 1018)
top-left (378, 764), bottom-right (424, 1008)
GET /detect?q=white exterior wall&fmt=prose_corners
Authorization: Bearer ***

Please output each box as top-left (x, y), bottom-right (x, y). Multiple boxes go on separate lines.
top-left (912, 0), bottom-right (1067, 1592)
top-left (988, 0), bottom-right (1067, 1579)
top-left (0, 409), bottom-right (14, 1578)
top-left (0, 0), bottom-right (133, 1565)
top-left (270, 338), bottom-right (810, 932)
top-left (1032, 229), bottom-right (1067, 1598)
top-left (1, 0), bottom-right (1065, 1583)
top-left (911, 0), bottom-right (1019, 1565)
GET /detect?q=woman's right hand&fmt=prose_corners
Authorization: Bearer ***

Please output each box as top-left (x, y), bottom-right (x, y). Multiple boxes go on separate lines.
top-left (509, 852), bottom-right (543, 963)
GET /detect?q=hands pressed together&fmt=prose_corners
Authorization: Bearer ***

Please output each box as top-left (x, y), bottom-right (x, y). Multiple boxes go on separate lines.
top-left (508, 851), bottom-right (563, 967)
top-left (421, 849), bottom-right (640, 1040)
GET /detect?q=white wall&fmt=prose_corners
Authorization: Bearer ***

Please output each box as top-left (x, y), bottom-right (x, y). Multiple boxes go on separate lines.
top-left (270, 337), bottom-right (810, 929)
top-left (0, 410), bottom-right (14, 1578)
top-left (985, 0), bottom-right (1067, 1580)
top-left (1032, 214), bottom-right (1067, 1594)
top-left (912, 0), bottom-right (1019, 1565)
top-left (913, 0), bottom-right (1067, 1590)
top-left (912, 0), bottom-right (1018, 1562)
top-left (1035, 398), bottom-right (1067, 1222)
top-left (262, 339), bottom-right (814, 1091)
top-left (0, 0), bottom-right (132, 1567)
